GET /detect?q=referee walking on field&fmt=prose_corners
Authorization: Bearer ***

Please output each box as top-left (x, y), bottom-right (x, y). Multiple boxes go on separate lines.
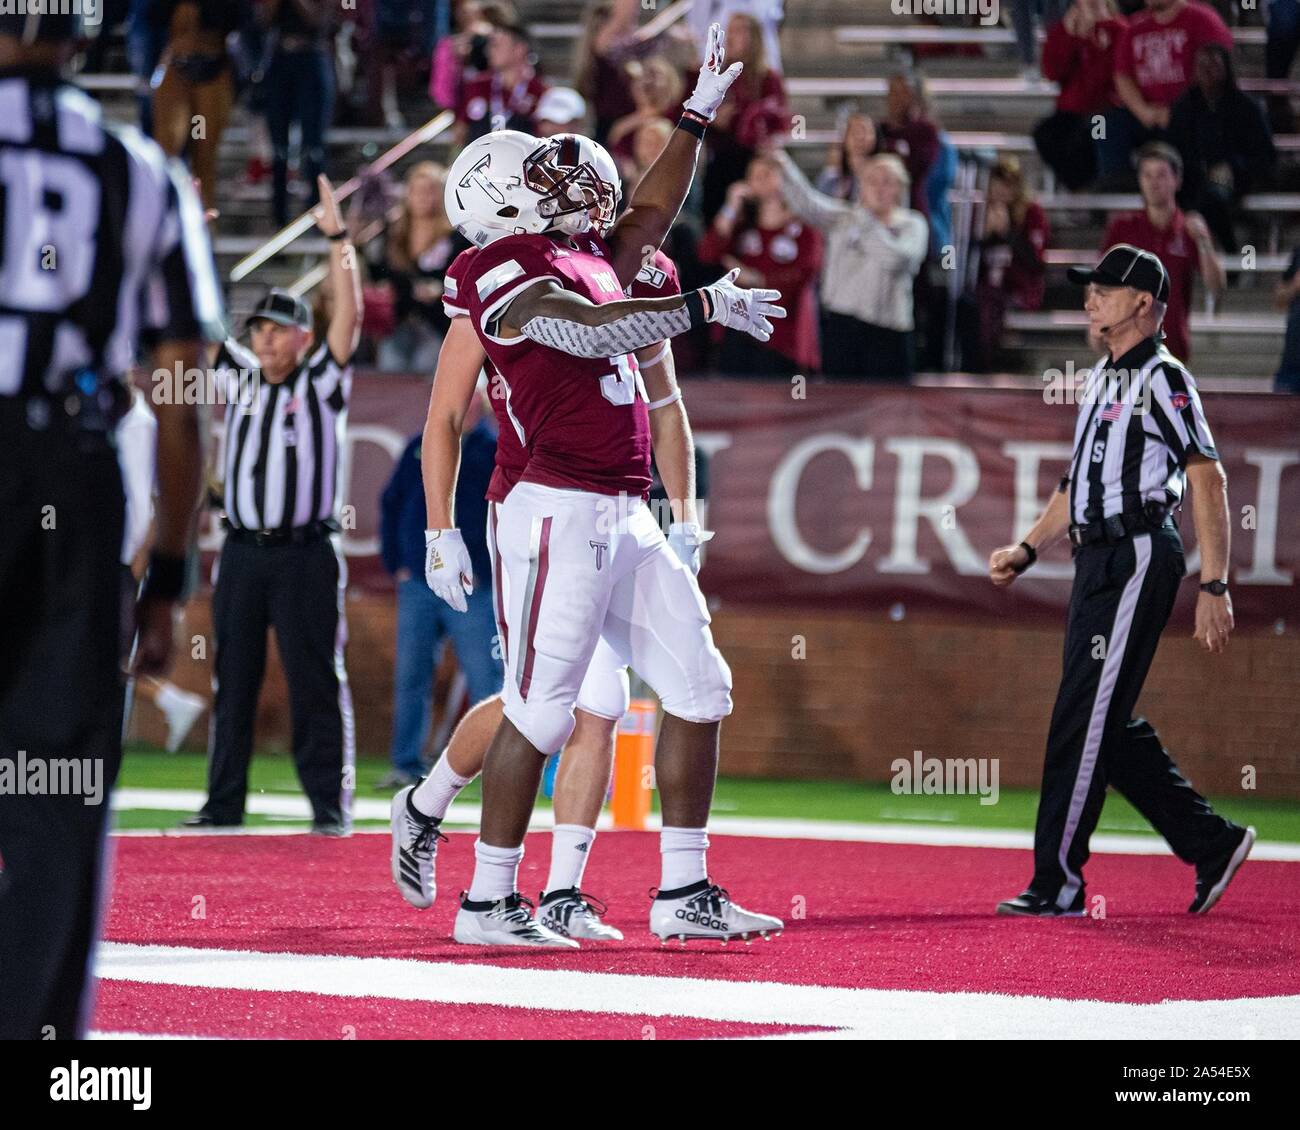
top-left (989, 244), bottom-right (1254, 918)
top-left (187, 176), bottom-right (362, 834)
top-left (0, 12), bottom-right (222, 1038)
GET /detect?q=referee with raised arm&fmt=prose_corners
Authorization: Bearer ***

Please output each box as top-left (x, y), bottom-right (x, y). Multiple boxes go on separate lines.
top-left (989, 244), bottom-right (1254, 918)
top-left (0, 11), bottom-right (222, 1038)
top-left (186, 176), bottom-right (362, 834)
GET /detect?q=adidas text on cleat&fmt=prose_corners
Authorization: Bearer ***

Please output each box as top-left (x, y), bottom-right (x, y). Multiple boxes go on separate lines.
top-left (995, 889), bottom-right (1086, 917)
top-left (454, 892), bottom-right (580, 948)
top-left (1189, 825), bottom-right (1255, 914)
top-left (539, 888), bottom-right (624, 941)
top-left (649, 879), bottom-right (783, 944)
top-left (390, 785), bottom-right (447, 909)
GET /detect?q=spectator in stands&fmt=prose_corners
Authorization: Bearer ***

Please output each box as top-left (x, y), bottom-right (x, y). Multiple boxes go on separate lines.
top-left (699, 157), bottom-right (823, 375)
top-left (606, 55), bottom-right (686, 161)
top-left (454, 20), bottom-right (548, 146)
top-left (959, 158), bottom-right (1050, 372)
top-left (379, 409), bottom-right (502, 789)
top-left (816, 112), bottom-right (875, 202)
top-left (429, 2), bottom-right (513, 115)
top-left (772, 147), bottom-right (928, 380)
top-left (877, 74), bottom-right (940, 219)
top-left (1099, 0), bottom-right (1233, 186)
top-left (1168, 44), bottom-right (1276, 253)
top-left (534, 87), bottom-right (588, 137)
top-left (128, 0), bottom-right (168, 136)
top-left (1272, 248), bottom-right (1300, 393)
top-left (1266, 0), bottom-right (1299, 132)
top-left (150, 1), bottom-right (247, 213)
top-left (263, 0), bottom-right (336, 228)
top-left (701, 12), bottom-right (788, 220)
top-left (1102, 141), bottom-right (1225, 360)
top-left (368, 163), bottom-right (468, 373)
top-left (1034, 0), bottom-right (1128, 190)
top-left (573, 0), bottom-right (640, 146)
top-left (688, 0), bottom-right (785, 74)
top-left (1013, 0), bottom-right (1070, 77)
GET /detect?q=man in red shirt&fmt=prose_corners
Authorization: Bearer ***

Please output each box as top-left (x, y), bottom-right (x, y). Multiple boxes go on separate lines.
top-left (1101, 142), bottom-right (1224, 361)
top-left (453, 23), bottom-right (549, 147)
top-left (1099, 0), bottom-right (1233, 183)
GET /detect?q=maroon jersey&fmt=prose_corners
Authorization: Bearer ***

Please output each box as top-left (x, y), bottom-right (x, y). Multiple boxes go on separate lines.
top-left (1102, 208), bottom-right (1202, 361)
top-left (458, 231), bottom-right (654, 498)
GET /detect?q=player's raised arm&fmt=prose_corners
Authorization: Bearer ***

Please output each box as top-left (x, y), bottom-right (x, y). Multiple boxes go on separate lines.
top-left (498, 268), bottom-right (785, 358)
top-left (607, 22), bottom-right (742, 287)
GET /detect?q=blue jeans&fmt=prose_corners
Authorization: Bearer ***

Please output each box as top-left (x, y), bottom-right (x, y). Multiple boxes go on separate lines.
top-left (265, 47), bottom-right (335, 227)
top-left (390, 577), bottom-right (502, 776)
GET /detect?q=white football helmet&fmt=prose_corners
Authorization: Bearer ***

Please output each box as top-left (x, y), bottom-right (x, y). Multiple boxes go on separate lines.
top-left (548, 132), bottom-right (622, 234)
top-left (444, 129), bottom-right (616, 247)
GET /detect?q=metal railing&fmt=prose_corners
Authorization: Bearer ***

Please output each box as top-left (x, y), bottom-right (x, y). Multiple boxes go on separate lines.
top-left (230, 110), bottom-right (455, 284)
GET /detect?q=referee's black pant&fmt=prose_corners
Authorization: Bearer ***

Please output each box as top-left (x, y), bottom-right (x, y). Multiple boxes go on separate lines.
top-left (1030, 523), bottom-right (1240, 909)
top-left (204, 534), bottom-right (352, 827)
top-left (0, 413), bottom-right (125, 1039)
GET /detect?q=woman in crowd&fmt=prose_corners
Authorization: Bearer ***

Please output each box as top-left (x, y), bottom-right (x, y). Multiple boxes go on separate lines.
top-left (701, 12), bottom-right (788, 219)
top-left (1168, 43), bottom-right (1276, 254)
top-left (606, 55), bottom-right (685, 161)
top-left (430, 1), bottom-right (515, 112)
top-left (367, 163), bottom-right (468, 373)
top-left (815, 111), bottom-right (876, 202)
top-left (960, 158), bottom-right (1049, 373)
top-left (699, 156), bottom-right (824, 376)
top-left (572, 0), bottom-right (641, 145)
top-left (1033, 0), bottom-right (1127, 190)
top-left (150, 0), bottom-right (246, 212)
top-left (771, 146), bottom-right (928, 380)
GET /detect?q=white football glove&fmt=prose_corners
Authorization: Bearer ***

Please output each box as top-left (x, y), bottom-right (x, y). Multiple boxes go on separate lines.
top-left (424, 528), bottom-right (473, 613)
top-left (683, 22), bottom-right (744, 122)
top-left (703, 268), bottom-right (786, 343)
top-left (667, 522), bottom-right (714, 576)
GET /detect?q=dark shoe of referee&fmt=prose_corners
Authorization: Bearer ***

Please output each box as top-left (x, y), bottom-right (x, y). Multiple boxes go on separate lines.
top-left (0, 13), bottom-right (222, 1038)
top-left (988, 245), bottom-right (1254, 920)
top-left (187, 179), bottom-right (363, 835)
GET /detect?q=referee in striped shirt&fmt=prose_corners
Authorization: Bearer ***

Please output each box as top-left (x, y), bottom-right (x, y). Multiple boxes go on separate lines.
top-left (0, 11), bottom-right (222, 1038)
top-left (187, 176), bottom-right (362, 834)
top-left (989, 244), bottom-right (1254, 918)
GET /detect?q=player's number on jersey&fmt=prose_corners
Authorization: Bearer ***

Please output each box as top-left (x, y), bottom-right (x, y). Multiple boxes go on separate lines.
top-left (599, 353), bottom-right (648, 407)
top-left (0, 150), bottom-right (101, 309)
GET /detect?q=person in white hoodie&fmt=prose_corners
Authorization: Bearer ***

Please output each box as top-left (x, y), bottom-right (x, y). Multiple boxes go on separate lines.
top-left (770, 145), bottom-right (928, 380)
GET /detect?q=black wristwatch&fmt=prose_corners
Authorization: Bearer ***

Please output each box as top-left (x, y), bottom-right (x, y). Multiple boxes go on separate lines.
top-left (1199, 580), bottom-right (1229, 596)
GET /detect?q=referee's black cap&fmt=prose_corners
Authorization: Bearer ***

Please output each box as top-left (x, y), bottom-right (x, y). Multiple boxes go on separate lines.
top-left (1068, 244), bottom-right (1170, 304)
top-left (245, 289), bottom-right (312, 332)
top-left (0, 9), bottom-right (84, 44)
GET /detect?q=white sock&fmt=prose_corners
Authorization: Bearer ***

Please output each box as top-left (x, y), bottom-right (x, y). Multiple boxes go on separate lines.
top-left (545, 824), bottom-right (595, 895)
top-left (660, 826), bottom-right (709, 891)
top-left (467, 841), bottom-right (523, 903)
top-left (412, 755), bottom-right (473, 820)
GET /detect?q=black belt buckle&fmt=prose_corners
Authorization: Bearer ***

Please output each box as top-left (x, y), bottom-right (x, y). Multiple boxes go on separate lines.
top-left (1069, 525), bottom-right (1086, 548)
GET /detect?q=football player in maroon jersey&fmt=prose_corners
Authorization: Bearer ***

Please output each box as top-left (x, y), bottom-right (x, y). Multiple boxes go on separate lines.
top-left (410, 24), bottom-right (787, 947)
top-left (391, 137), bottom-right (707, 945)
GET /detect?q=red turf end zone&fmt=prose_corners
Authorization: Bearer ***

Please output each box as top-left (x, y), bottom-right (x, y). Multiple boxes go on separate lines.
top-left (92, 980), bottom-right (829, 1040)
top-left (101, 831), bottom-right (1300, 1009)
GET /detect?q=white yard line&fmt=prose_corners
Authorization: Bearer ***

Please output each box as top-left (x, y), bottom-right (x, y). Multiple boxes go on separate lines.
top-left (94, 942), bottom-right (1300, 1039)
top-left (109, 787), bottom-right (1300, 860)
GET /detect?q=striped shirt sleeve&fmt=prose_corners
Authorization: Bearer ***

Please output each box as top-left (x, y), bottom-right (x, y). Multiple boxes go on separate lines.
top-left (1150, 361), bottom-right (1218, 465)
top-left (144, 159), bottom-right (225, 343)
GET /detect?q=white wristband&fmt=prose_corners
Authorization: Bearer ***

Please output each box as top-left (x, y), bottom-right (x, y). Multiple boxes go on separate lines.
top-left (638, 341), bottom-right (671, 371)
top-left (647, 388), bottom-right (682, 412)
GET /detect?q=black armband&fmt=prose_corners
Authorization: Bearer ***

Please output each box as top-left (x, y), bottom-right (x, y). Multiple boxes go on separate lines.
top-left (1012, 542), bottom-right (1037, 575)
top-left (677, 111), bottom-right (708, 140)
top-left (141, 552), bottom-right (187, 602)
top-left (684, 289), bottom-right (707, 329)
